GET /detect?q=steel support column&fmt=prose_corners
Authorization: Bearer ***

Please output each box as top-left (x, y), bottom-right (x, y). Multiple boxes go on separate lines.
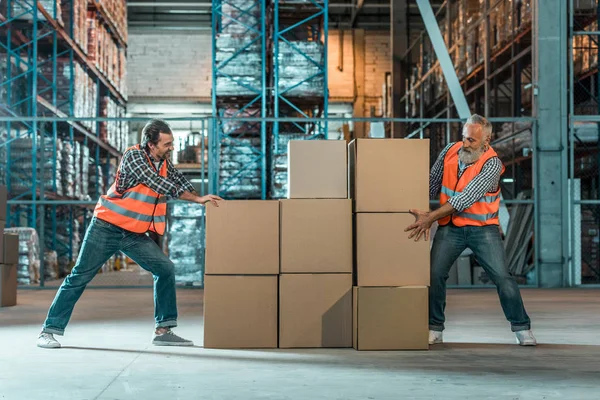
top-left (535, 0), bottom-right (569, 287)
top-left (391, 0), bottom-right (407, 137)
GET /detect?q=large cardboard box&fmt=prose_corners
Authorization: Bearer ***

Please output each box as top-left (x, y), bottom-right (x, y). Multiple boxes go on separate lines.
top-left (353, 286), bottom-right (428, 350)
top-left (205, 201), bottom-right (279, 275)
top-left (356, 213), bottom-right (430, 287)
top-left (0, 185), bottom-right (6, 221)
top-left (3, 234), bottom-right (19, 265)
top-left (204, 275), bottom-right (278, 348)
top-left (288, 140), bottom-right (348, 199)
top-left (0, 221), bottom-right (5, 263)
top-left (0, 264), bottom-right (17, 307)
top-left (280, 199), bottom-right (352, 273)
top-left (348, 139), bottom-right (429, 212)
top-left (279, 274), bottom-right (352, 348)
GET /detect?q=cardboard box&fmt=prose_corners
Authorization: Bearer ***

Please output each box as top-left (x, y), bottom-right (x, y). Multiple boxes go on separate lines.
top-left (3, 234), bottom-right (19, 265)
top-left (356, 213), bottom-right (430, 287)
top-left (204, 275), bottom-right (278, 348)
top-left (288, 140), bottom-right (348, 199)
top-left (0, 264), bottom-right (17, 307)
top-left (0, 221), bottom-right (5, 263)
top-left (0, 185), bottom-right (6, 221)
top-left (280, 199), bottom-right (352, 273)
top-left (348, 139), bottom-right (429, 212)
top-left (353, 286), bottom-right (428, 350)
top-left (205, 201), bottom-right (279, 275)
top-left (279, 274), bottom-right (352, 348)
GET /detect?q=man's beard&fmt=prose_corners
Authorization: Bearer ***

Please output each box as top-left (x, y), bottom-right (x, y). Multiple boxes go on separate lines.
top-left (459, 145), bottom-right (486, 164)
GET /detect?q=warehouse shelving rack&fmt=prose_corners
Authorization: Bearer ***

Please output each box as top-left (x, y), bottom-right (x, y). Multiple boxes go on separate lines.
top-left (211, 0), bottom-right (268, 199)
top-left (0, 0), bottom-right (125, 286)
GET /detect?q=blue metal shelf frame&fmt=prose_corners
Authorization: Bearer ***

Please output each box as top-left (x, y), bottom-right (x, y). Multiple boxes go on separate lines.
top-left (272, 0), bottom-right (329, 152)
top-left (211, 0), bottom-right (268, 199)
top-left (0, 0), bottom-right (121, 286)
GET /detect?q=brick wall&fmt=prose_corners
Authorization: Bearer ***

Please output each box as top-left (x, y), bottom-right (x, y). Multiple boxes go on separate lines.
top-left (127, 31), bottom-right (212, 99)
top-left (363, 31), bottom-right (390, 117)
top-left (127, 30), bottom-right (391, 111)
top-left (328, 30), bottom-right (355, 100)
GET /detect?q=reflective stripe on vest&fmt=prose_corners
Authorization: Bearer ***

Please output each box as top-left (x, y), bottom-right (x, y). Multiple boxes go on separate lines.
top-left (441, 185), bottom-right (500, 204)
top-left (107, 189), bottom-right (167, 205)
top-left (438, 142), bottom-right (505, 227)
top-left (98, 197), bottom-right (166, 224)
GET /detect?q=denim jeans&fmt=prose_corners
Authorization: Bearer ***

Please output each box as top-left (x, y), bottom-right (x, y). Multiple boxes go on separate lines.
top-left (429, 224), bottom-right (531, 332)
top-left (42, 217), bottom-right (178, 335)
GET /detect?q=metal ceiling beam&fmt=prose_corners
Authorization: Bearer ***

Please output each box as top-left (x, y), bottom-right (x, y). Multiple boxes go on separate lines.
top-left (415, 0), bottom-right (470, 119)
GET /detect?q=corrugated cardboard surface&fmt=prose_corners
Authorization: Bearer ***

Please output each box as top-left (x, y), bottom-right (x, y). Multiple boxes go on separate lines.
top-left (0, 221), bottom-right (5, 264)
top-left (3, 234), bottom-right (19, 265)
top-left (349, 138), bottom-right (429, 212)
top-left (288, 140), bottom-right (348, 199)
top-left (279, 274), bottom-right (352, 348)
top-left (0, 264), bottom-right (17, 307)
top-left (0, 185), bottom-right (6, 221)
top-left (280, 199), bottom-right (352, 273)
top-left (353, 286), bottom-right (429, 350)
top-left (356, 213), bottom-right (430, 287)
top-left (205, 201), bottom-right (279, 275)
top-left (203, 275), bottom-right (278, 349)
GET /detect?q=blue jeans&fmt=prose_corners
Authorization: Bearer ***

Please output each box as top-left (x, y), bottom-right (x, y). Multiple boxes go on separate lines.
top-left (429, 224), bottom-right (531, 332)
top-left (42, 217), bottom-right (178, 335)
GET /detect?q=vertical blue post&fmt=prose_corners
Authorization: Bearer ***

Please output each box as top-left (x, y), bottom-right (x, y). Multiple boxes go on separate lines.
top-left (274, 0), bottom-right (280, 153)
top-left (323, 0), bottom-right (329, 139)
top-left (210, 0), bottom-right (218, 196)
top-left (261, 0), bottom-right (267, 199)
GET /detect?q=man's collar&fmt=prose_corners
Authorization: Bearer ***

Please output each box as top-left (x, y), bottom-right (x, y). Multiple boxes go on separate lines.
top-left (144, 146), bottom-right (159, 163)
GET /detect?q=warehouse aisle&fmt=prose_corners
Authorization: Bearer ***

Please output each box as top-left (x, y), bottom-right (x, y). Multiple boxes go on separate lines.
top-left (1, 289), bottom-right (599, 400)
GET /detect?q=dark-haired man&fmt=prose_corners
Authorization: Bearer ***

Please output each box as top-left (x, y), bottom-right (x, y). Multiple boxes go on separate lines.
top-left (37, 119), bottom-right (222, 349)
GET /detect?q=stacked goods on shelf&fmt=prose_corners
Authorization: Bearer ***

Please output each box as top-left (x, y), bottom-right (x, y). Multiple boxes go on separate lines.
top-left (5, 227), bottom-right (40, 286)
top-left (99, 96), bottom-right (127, 152)
top-left (73, 142), bottom-right (82, 199)
top-left (277, 41), bottom-right (324, 96)
top-left (96, 0), bottom-right (128, 43)
top-left (167, 203), bottom-right (206, 285)
top-left (0, 55), bottom-right (28, 117)
top-left (11, 0), bottom-right (63, 25)
top-left (215, 34), bottom-right (262, 96)
top-left (349, 139), bottom-right (430, 350)
top-left (0, 187), bottom-right (17, 305)
top-left (204, 201), bottom-right (280, 348)
top-left (73, 64), bottom-right (97, 133)
top-left (37, 56), bottom-right (71, 110)
top-left (61, 0), bottom-right (88, 53)
top-left (87, 13), bottom-right (123, 88)
top-left (61, 140), bottom-right (76, 198)
top-left (218, 108), bottom-right (262, 199)
top-left (81, 144), bottom-right (90, 200)
top-left (89, 164), bottom-right (105, 198)
top-left (8, 136), bottom-right (62, 196)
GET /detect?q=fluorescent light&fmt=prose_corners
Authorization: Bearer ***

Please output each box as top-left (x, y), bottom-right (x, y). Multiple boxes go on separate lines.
top-left (502, 178), bottom-right (515, 183)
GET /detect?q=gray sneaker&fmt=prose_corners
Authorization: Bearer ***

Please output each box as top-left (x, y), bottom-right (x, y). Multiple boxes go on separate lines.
top-left (37, 332), bottom-right (61, 349)
top-left (152, 329), bottom-right (194, 347)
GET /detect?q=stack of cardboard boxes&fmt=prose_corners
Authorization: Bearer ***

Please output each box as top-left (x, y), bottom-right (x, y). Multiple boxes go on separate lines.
top-left (0, 186), bottom-right (18, 307)
top-left (349, 139), bottom-right (431, 350)
top-left (204, 138), bottom-right (430, 350)
top-left (279, 140), bottom-right (352, 348)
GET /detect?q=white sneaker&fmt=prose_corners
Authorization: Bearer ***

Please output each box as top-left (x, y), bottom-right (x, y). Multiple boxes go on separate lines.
top-left (429, 330), bottom-right (443, 345)
top-left (37, 332), bottom-right (61, 349)
top-left (515, 330), bottom-right (537, 346)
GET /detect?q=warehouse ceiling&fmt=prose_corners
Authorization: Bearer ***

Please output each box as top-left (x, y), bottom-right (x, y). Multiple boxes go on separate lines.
top-left (127, 0), bottom-right (445, 32)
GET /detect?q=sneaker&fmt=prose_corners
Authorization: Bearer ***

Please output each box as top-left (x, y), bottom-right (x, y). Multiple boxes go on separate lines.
top-left (429, 330), bottom-right (443, 345)
top-left (515, 330), bottom-right (537, 346)
top-left (37, 332), bottom-right (61, 349)
top-left (152, 329), bottom-right (193, 347)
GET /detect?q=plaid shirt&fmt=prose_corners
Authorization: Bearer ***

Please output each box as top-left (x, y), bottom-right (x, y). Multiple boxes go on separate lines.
top-left (430, 142), bottom-right (503, 212)
top-left (115, 146), bottom-right (196, 199)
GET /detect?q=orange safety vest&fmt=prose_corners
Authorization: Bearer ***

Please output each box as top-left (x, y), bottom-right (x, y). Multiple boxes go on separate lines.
top-left (438, 142), bottom-right (505, 227)
top-left (94, 145), bottom-right (168, 235)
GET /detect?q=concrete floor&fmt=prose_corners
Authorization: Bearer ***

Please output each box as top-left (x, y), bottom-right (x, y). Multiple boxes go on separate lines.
top-left (0, 288), bottom-right (599, 400)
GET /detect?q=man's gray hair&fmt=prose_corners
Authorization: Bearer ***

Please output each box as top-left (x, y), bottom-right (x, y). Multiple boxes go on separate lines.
top-left (465, 114), bottom-right (493, 139)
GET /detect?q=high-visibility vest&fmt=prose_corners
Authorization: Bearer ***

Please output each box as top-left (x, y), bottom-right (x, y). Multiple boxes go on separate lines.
top-left (94, 145), bottom-right (168, 235)
top-left (438, 142), bottom-right (505, 227)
